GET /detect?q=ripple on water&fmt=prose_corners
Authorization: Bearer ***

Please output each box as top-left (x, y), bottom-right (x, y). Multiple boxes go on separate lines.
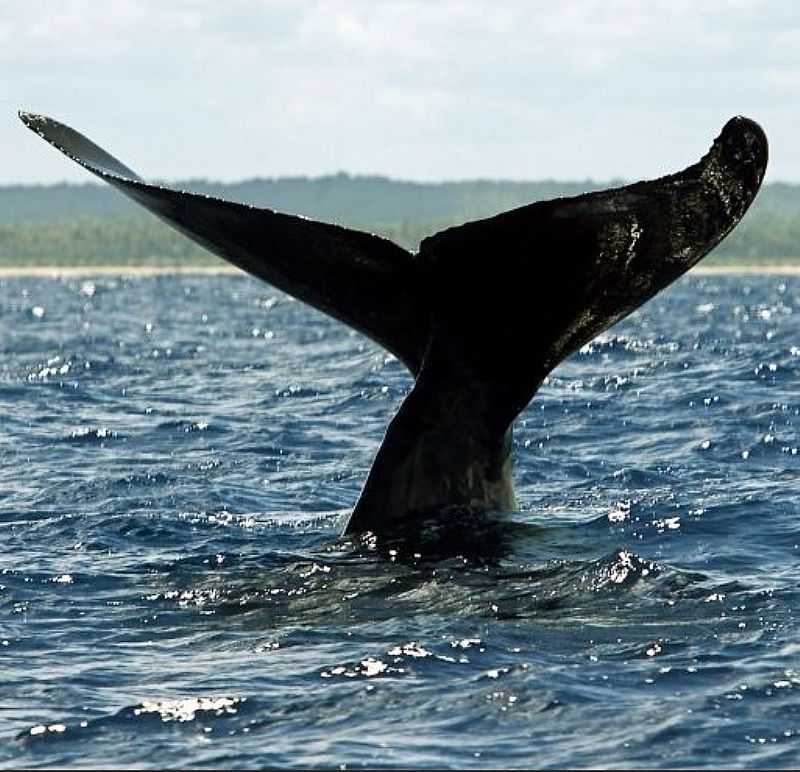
top-left (3, 274), bottom-right (800, 768)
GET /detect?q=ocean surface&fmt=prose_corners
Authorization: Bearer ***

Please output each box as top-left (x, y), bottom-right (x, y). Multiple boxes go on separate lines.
top-left (2, 272), bottom-right (800, 769)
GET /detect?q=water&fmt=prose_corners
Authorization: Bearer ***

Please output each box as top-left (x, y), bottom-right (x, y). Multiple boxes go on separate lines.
top-left (1, 272), bottom-right (799, 768)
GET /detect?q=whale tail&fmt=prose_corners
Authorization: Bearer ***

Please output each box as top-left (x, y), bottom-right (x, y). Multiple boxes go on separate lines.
top-left (20, 112), bottom-right (768, 533)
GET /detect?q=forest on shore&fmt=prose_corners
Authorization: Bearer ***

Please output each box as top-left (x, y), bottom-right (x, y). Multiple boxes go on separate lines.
top-left (1, 174), bottom-right (798, 266)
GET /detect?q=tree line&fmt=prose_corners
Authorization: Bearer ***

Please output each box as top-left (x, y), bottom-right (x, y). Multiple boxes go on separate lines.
top-left (1, 175), bottom-right (798, 264)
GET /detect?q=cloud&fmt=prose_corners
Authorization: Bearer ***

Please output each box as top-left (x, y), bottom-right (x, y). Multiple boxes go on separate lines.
top-left (4, 0), bottom-right (799, 183)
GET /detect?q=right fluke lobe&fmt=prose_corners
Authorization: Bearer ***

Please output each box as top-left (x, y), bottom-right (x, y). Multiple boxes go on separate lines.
top-left (346, 117), bottom-right (769, 532)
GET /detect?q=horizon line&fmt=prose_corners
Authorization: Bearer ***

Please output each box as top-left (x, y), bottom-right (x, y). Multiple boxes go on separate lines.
top-left (2, 171), bottom-right (800, 190)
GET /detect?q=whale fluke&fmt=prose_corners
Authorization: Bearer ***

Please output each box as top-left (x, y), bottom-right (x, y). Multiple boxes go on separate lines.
top-left (18, 111), bottom-right (428, 374)
top-left (20, 112), bottom-right (768, 534)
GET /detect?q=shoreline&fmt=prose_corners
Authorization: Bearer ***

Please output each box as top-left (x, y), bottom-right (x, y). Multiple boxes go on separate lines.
top-left (0, 265), bottom-right (242, 278)
top-left (2, 264), bottom-right (800, 278)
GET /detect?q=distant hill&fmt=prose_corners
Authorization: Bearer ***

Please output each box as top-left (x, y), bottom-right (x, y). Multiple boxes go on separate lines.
top-left (1, 174), bottom-right (798, 265)
top-left (0, 174), bottom-right (618, 225)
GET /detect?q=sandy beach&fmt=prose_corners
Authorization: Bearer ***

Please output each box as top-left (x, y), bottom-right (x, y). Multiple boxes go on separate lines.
top-left (1, 264), bottom-right (800, 278)
top-left (0, 265), bottom-right (242, 278)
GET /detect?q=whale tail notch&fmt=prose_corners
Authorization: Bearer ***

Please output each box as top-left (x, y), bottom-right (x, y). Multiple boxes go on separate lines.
top-left (20, 111), bottom-right (768, 533)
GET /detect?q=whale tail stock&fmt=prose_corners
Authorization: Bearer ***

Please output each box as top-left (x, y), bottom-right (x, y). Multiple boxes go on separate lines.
top-left (20, 112), bottom-right (768, 533)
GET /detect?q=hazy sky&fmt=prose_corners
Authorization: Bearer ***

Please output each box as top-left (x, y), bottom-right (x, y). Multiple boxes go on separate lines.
top-left (3, 0), bottom-right (798, 184)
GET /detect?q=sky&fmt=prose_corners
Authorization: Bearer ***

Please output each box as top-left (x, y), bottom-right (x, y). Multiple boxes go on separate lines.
top-left (2, 0), bottom-right (798, 185)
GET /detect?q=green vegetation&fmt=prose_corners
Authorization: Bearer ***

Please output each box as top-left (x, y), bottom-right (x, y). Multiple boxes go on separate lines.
top-left (0, 175), bottom-right (798, 265)
top-left (0, 216), bottom-right (219, 267)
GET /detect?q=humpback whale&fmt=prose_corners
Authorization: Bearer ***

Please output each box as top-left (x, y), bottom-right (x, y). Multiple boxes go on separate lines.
top-left (20, 112), bottom-right (768, 534)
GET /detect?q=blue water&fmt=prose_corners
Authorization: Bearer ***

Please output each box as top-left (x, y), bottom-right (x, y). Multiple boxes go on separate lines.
top-left (1, 272), bottom-right (800, 768)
